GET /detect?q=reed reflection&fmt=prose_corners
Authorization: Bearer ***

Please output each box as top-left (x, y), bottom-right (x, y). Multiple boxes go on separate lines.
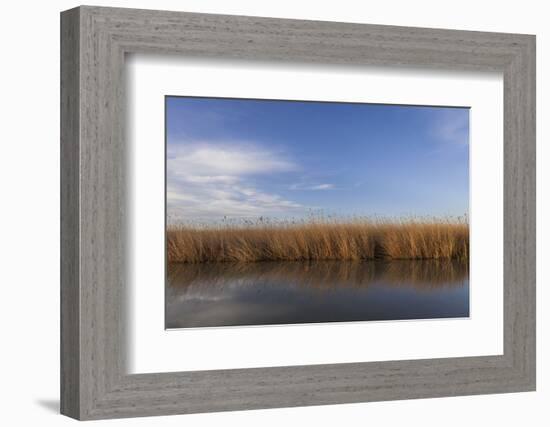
top-left (166, 260), bottom-right (469, 328)
top-left (168, 259), bottom-right (467, 292)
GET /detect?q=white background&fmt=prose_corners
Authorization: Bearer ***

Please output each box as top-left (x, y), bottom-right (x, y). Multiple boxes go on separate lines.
top-left (0, 0), bottom-right (547, 426)
top-left (129, 57), bottom-right (503, 373)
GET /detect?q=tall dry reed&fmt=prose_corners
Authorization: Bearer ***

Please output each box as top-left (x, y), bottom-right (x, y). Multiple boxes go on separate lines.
top-left (167, 217), bottom-right (469, 263)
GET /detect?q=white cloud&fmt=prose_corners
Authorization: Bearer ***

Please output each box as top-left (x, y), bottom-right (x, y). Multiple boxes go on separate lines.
top-left (310, 183), bottom-right (334, 190)
top-left (167, 142), bottom-right (303, 221)
top-left (433, 109), bottom-right (469, 145)
top-left (290, 183), bottom-right (335, 191)
top-left (183, 175), bottom-right (238, 184)
top-left (168, 143), bottom-right (295, 176)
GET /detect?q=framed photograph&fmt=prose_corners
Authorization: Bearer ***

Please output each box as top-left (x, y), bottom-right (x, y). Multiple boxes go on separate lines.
top-left (163, 97), bottom-right (471, 329)
top-left (60, 6), bottom-right (535, 420)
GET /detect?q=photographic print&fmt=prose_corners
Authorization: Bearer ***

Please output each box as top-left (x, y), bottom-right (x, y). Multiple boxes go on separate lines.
top-left (165, 96), bottom-right (469, 329)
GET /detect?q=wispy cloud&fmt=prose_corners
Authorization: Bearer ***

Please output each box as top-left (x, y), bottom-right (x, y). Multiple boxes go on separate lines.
top-left (168, 142), bottom-right (295, 176)
top-left (290, 183), bottom-right (335, 191)
top-left (432, 109), bottom-right (469, 145)
top-left (167, 141), bottom-right (303, 221)
top-left (311, 183), bottom-right (334, 190)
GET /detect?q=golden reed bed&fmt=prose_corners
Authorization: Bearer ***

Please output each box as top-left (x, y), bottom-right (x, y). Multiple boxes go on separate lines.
top-left (167, 218), bottom-right (469, 263)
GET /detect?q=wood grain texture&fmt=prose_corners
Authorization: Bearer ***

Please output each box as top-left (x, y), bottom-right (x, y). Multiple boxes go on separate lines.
top-left (60, 7), bottom-right (80, 419)
top-left (60, 5), bottom-right (536, 420)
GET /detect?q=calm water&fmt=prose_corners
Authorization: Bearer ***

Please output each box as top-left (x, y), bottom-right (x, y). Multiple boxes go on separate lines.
top-left (166, 260), bottom-right (469, 329)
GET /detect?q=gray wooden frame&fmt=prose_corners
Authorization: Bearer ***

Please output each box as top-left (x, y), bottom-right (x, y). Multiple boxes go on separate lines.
top-left (60, 5), bottom-right (536, 420)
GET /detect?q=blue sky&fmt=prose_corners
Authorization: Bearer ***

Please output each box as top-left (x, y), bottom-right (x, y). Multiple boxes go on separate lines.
top-left (166, 96), bottom-right (469, 222)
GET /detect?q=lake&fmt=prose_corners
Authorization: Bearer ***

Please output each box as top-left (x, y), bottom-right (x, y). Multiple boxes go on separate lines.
top-left (166, 259), bottom-right (469, 329)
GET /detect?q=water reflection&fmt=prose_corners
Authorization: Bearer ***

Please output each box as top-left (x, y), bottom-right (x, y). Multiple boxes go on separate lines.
top-left (166, 260), bottom-right (469, 328)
